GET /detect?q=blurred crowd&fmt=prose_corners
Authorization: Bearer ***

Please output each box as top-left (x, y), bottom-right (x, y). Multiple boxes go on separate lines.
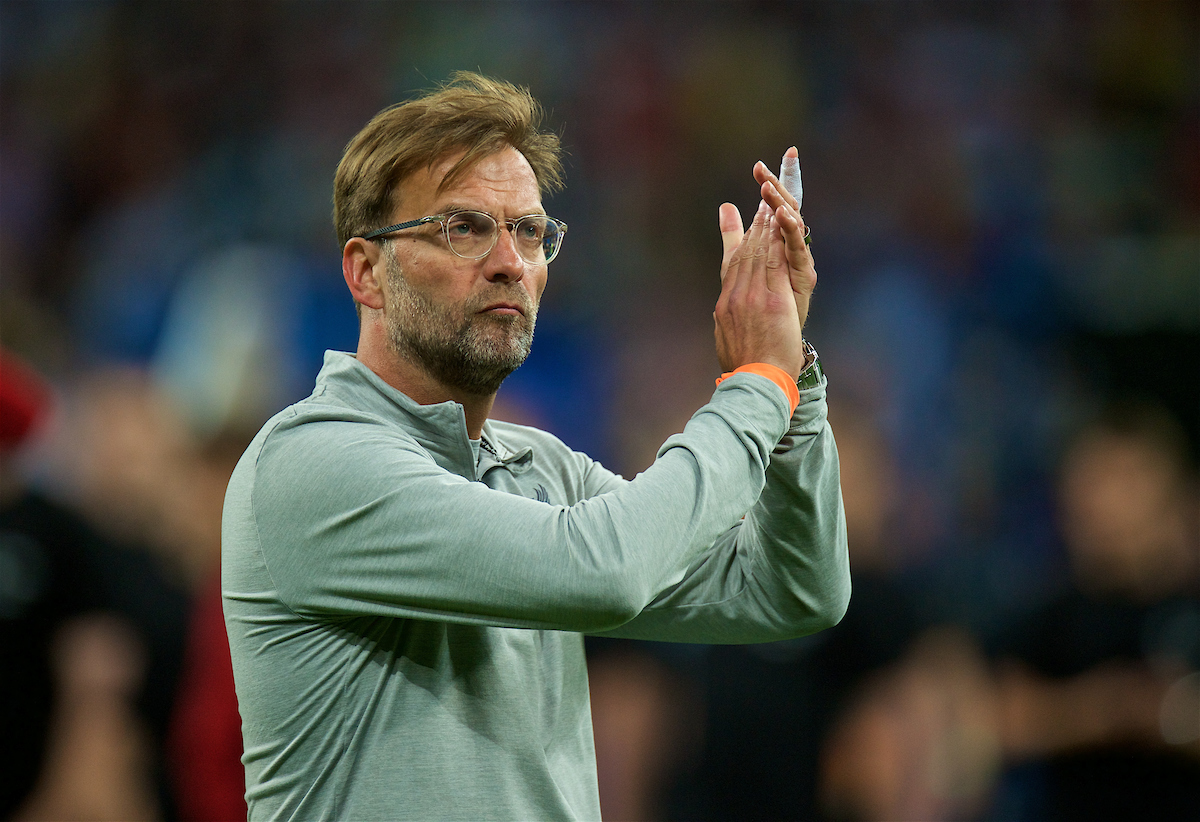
top-left (1, 1), bottom-right (1197, 820)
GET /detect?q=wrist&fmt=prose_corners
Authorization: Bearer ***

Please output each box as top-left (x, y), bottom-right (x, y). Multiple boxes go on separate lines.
top-left (715, 363), bottom-right (800, 414)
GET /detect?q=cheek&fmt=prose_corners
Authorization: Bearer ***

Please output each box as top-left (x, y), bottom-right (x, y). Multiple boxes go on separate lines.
top-left (529, 270), bottom-right (549, 303)
top-left (400, 250), bottom-right (474, 300)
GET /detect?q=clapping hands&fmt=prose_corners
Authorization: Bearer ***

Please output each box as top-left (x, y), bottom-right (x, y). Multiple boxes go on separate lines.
top-left (713, 147), bottom-right (815, 380)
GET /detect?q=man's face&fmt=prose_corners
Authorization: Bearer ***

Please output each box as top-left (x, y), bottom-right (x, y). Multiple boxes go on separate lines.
top-left (380, 147), bottom-right (548, 396)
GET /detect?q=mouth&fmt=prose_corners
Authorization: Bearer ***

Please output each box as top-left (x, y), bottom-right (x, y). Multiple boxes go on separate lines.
top-left (478, 302), bottom-right (525, 317)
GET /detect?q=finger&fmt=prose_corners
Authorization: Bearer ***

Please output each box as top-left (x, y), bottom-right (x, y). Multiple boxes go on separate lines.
top-left (746, 205), bottom-right (772, 294)
top-left (761, 180), bottom-right (801, 225)
top-left (723, 201), bottom-right (765, 296)
top-left (748, 199), bottom-right (770, 254)
top-left (775, 205), bottom-right (810, 261)
top-left (731, 201), bottom-right (768, 297)
top-left (765, 212), bottom-right (789, 293)
top-left (744, 200), bottom-right (769, 253)
top-left (718, 202), bottom-right (744, 281)
top-left (776, 205), bottom-right (817, 295)
top-left (754, 161), bottom-right (801, 213)
top-left (779, 146), bottom-right (803, 210)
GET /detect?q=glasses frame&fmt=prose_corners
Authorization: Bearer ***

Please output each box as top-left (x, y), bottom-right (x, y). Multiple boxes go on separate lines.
top-left (360, 210), bottom-right (568, 264)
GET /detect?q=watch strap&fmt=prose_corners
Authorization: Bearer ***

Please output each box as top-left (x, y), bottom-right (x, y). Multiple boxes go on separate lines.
top-left (796, 341), bottom-right (823, 391)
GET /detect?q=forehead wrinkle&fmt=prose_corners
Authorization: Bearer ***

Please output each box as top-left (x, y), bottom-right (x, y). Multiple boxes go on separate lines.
top-left (433, 146), bottom-right (534, 186)
top-left (398, 147), bottom-right (543, 223)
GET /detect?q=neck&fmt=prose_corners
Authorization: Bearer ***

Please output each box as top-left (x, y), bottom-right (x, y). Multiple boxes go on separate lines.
top-left (356, 331), bottom-right (496, 440)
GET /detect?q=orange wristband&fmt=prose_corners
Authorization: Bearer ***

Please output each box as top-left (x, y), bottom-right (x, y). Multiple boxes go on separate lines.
top-left (715, 363), bottom-right (800, 415)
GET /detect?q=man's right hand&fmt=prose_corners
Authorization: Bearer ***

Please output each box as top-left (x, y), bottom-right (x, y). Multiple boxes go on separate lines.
top-left (713, 201), bottom-right (806, 380)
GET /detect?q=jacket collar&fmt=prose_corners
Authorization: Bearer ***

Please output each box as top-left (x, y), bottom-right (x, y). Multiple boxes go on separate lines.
top-left (313, 351), bottom-right (533, 478)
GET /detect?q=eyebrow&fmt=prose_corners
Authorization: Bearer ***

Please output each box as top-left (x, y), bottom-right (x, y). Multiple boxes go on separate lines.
top-left (436, 203), bottom-right (548, 218)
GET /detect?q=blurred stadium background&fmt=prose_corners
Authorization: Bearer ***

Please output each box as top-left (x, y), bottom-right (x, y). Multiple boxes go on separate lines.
top-left (1, 1), bottom-right (1197, 820)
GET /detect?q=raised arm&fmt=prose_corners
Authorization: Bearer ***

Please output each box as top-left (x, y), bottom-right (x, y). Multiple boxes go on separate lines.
top-left (228, 369), bottom-right (798, 634)
top-left (227, 151), bottom-right (845, 642)
top-left (227, 189), bottom-right (814, 635)
top-left (595, 150), bottom-right (849, 642)
top-left (596, 376), bottom-right (849, 643)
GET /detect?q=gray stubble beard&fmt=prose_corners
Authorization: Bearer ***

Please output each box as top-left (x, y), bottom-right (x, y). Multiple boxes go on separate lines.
top-left (383, 246), bottom-right (536, 396)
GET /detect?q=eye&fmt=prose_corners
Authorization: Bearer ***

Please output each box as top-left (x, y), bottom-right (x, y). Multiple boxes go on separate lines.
top-left (515, 216), bottom-right (548, 242)
top-left (446, 212), bottom-right (491, 237)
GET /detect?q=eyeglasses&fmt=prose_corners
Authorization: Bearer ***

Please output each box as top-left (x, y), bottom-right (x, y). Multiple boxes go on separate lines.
top-left (361, 210), bottom-right (567, 265)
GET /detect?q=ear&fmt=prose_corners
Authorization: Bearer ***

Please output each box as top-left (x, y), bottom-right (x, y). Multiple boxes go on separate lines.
top-left (342, 237), bottom-right (386, 311)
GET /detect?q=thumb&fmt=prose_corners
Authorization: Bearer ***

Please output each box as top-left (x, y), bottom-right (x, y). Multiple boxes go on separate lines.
top-left (718, 203), bottom-right (744, 280)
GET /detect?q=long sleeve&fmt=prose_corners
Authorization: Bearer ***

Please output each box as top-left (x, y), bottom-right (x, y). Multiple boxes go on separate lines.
top-left (594, 377), bottom-right (850, 643)
top-left (224, 371), bottom-right (803, 636)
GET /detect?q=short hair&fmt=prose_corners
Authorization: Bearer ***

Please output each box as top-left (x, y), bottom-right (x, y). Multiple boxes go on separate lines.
top-left (333, 72), bottom-right (564, 248)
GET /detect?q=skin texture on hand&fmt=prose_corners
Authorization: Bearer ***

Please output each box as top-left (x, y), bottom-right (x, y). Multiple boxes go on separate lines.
top-left (719, 147), bottom-right (816, 334)
top-left (713, 201), bottom-right (805, 379)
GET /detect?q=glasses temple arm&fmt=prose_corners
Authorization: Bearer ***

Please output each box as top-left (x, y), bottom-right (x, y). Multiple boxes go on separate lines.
top-left (360, 215), bottom-right (439, 240)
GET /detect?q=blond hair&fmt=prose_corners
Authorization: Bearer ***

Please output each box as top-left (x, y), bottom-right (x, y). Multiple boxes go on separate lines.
top-left (333, 72), bottom-right (564, 248)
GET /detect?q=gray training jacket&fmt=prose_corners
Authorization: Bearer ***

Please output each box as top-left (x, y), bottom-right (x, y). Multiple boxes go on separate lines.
top-left (222, 350), bottom-right (849, 821)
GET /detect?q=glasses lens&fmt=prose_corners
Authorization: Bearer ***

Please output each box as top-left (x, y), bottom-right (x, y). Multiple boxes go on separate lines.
top-left (444, 211), bottom-right (497, 258)
top-left (513, 216), bottom-right (562, 264)
top-left (443, 211), bottom-right (564, 263)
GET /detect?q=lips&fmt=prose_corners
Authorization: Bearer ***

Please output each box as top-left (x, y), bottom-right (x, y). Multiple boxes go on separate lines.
top-left (479, 302), bottom-right (524, 316)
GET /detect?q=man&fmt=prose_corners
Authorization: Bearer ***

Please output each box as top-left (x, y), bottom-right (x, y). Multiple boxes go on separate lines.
top-left (223, 72), bottom-right (850, 821)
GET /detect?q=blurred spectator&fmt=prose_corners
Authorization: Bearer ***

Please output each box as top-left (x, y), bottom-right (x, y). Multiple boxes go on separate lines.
top-left (11, 344), bottom-right (256, 820)
top-left (13, 614), bottom-right (160, 822)
top-left (820, 627), bottom-right (1001, 821)
top-left (816, 403), bottom-right (1200, 821)
top-left (587, 642), bottom-right (701, 822)
top-left (1, 350), bottom-right (186, 820)
top-left (990, 402), bottom-right (1200, 819)
top-left (69, 370), bottom-right (205, 586)
top-left (148, 245), bottom-right (320, 821)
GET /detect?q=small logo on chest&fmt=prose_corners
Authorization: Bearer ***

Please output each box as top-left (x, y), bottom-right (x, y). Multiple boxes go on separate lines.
top-left (533, 484), bottom-right (550, 504)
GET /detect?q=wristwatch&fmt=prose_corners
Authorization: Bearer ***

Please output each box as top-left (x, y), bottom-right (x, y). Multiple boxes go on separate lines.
top-left (796, 341), bottom-right (823, 391)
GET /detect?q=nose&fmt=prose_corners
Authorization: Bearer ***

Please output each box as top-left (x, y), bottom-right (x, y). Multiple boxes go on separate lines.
top-left (482, 224), bottom-right (526, 283)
